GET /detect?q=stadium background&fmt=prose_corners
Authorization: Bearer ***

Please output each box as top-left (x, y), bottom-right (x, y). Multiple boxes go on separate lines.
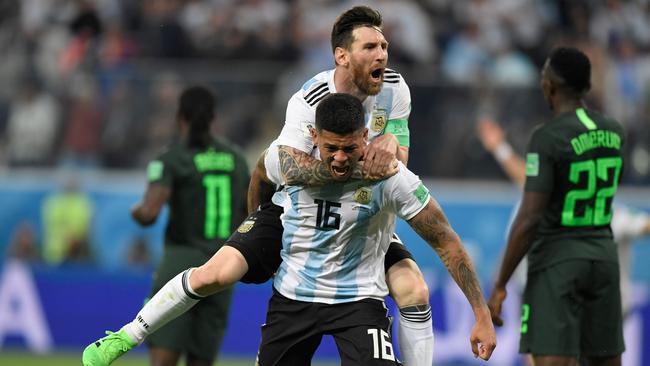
top-left (1, 0), bottom-right (650, 365)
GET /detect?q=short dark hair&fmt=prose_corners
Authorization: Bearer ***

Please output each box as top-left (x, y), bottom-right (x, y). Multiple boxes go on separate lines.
top-left (331, 6), bottom-right (382, 53)
top-left (548, 47), bottom-right (591, 95)
top-left (177, 86), bottom-right (215, 149)
top-left (315, 93), bottom-right (365, 135)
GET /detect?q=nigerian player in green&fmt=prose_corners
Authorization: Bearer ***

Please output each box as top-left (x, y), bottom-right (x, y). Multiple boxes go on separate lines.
top-left (82, 86), bottom-right (249, 366)
top-left (488, 47), bottom-right (625, 366)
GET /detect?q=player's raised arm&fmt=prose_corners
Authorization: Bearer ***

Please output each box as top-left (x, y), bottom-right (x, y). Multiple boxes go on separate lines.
top-left (407, 198), bottom-right (496, 361)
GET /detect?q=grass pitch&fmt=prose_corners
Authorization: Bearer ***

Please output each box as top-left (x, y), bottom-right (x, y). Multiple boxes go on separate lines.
top-left (0, 351), bottom-right (340, 366)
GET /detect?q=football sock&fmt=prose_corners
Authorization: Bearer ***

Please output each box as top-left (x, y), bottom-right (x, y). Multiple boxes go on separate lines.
top-left (398, 304), bottom-right (433, 366)
top-left (122, 268), bottom-right (203, 344)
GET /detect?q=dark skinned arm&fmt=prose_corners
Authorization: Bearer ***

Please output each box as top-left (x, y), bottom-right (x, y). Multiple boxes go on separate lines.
top-left (131, 183), bottom-right (171, 226)
top-left (247, 150), bottom-right (277, 214)
top-left (407, 198), bottom-right (496, 360)
top-left (487, 190), bottom-right (550, 326)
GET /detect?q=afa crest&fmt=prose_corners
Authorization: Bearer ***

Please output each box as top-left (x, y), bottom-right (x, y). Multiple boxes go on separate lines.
top-left (371, 109), bottom-right (387, 132)
top-left (237, 220), bottom-right (255, 233)
top-left (353, 187), bottom-right (372, 204)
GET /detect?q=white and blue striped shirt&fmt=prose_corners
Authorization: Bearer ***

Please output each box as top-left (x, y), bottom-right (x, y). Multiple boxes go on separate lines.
top-left (271, 162), bottom-right (429, 304)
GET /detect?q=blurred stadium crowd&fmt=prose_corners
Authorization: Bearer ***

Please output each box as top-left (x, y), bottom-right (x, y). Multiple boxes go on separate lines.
top-left (0, 0), bottom-right (649, 182)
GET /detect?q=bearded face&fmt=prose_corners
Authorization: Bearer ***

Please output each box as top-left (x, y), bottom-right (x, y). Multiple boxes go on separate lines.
top-left (350, 55), bottom-right (384, 96)
top-left (346, 26), bottom-right (388, 96)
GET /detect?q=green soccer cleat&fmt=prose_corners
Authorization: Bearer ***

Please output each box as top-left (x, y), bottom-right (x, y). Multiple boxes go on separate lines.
top-left (82, 329), bottom-right (137, 366)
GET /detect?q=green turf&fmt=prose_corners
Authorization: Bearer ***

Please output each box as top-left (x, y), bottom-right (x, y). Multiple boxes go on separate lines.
top-left (0, 351), bottom-right (339, 366)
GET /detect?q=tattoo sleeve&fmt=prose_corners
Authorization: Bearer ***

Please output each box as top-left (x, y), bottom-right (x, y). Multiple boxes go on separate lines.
top-left (278, 145), bottom-right (364, 186)
top-left (408, 200), bottom-right (487, 311)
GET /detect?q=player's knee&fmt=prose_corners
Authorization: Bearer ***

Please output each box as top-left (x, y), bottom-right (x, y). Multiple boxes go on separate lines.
top-left (190, 265), bottom-right (234, 295)
top-left (392, 275), bottom-right (429, 307)
top-left (405, 278), bottom-right (430, 306)
top-left (387, 260), bottom-right (430, 307)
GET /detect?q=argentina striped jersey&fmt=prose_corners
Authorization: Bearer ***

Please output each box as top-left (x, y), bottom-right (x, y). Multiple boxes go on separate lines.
top-left (271, 162), bottom-right (430, 304)
top-left (274, 68), bottom-right (411, 156)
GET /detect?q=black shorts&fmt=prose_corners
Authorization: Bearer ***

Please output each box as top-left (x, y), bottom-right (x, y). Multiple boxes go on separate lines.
top-left (384, 235), bottom-right (414, 273)
top-left (226, 204), bottom-right (415, 284)
top-left (225, 203), bottom-right (284, 284)
top-left (520, 259), bottom-right (624, 357)
top-left (258, 289), bottom-right (402, 366)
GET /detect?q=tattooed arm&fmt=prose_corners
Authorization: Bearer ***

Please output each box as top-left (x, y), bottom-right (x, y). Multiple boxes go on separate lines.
top-left (408, 198), bottom-right (496, 361)
top-left (278, 145), bottom-right (368, 186)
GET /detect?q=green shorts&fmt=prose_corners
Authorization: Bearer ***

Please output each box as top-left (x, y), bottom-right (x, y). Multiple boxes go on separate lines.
top-left (519, 259), bottom-right (624, 357)
top-left (146, 245), bottom-right (233, 362)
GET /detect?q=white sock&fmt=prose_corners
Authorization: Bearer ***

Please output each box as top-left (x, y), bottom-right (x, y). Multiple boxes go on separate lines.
top-left (398, 305), bottom-right (434, 366)
top-left (122, 268), bottom-right (202, 344)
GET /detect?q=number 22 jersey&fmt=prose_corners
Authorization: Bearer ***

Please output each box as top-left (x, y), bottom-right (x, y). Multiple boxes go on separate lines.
top-left (524, 107), bottom-right (625, 272)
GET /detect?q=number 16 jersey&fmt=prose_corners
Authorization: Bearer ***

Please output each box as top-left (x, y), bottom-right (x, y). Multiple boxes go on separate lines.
top-left (272, 162), bottom-right (430, 304)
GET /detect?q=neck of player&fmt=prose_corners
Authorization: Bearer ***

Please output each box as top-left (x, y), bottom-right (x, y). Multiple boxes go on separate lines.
top-left (552, 98), bottom-right (585, 117)
top-left (334, 68), bottom-right (368, 102)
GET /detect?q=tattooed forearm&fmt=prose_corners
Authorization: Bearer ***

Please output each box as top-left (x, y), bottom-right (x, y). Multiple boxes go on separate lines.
top-left (278, 145), bottom-right (366, 186)
top-left (409, 200), bottom-right (487, 310)
top-left (456, 261), bottom-right (485, 309)
top-left (409, 200), bottom-right (459, 248)
top-left (278, 146), bottom-right (333, 186)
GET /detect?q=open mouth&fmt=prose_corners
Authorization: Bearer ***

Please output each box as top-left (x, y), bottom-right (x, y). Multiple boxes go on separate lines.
top-left (331, 165), bottom-right (350, 178)
top-left (370, 67), bottom-right (384, 83)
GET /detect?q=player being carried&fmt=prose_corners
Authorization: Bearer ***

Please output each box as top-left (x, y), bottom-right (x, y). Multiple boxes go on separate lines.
top-left (84, 6), bottom-right (434, 366)
top-left (255, 93), bottom-right (496, 364)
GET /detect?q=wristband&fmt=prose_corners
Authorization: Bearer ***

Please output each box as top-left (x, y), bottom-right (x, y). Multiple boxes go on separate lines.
top-left (493, 142), bottom-right (513, 162)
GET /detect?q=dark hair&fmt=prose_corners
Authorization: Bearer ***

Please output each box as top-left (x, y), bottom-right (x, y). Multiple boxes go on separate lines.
top-left (315, 93), bottom-right (365, 134)
top-left (548, 47), bottom-right (591, 95)
top-left (331, 6), bottom-right (382, 53)
top-left (177, 86), bottom-right (215, 149)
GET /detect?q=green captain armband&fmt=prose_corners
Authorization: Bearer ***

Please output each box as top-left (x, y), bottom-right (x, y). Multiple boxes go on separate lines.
top-left (385, 118), bottom-right (410, 147)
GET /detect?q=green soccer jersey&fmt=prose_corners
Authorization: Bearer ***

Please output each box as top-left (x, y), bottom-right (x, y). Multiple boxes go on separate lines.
top-left (147, 137), bottom-right (250, 255)
top-left (524, 108), bottom-right (625, 271)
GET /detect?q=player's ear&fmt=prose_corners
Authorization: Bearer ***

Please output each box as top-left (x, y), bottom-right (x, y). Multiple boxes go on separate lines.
top-left (334, 47), bottom-right (349, 67)
top-left (363, 128), bottom-right (368, 143)
top-left (311, 128), bottom-right (318, 146)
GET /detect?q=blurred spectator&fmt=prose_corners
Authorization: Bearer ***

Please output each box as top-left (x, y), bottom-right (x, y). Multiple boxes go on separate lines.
top-left (374, 0), bottom-right (437, 64)
top-left (41, 176), bottom-right (94, 265)
top-left (125, 236), bottom-right (152, 270)
top-left (604, 37), bottom-right (650, 127)
top-left (59, 73), bottom-right (102, 168)
top-left (589, 0), bottom-right (650, 50)
top-left (96, 21), bottom-right (137, 97)
top-left (441, 21), bottom-right (491, 84)
top-left (0, 0), bottom-right (647, 184)
top-left (489, 45), bottom-right (537, 87)
top-left (7, 221), bottom-right (40, 263)
top-left (138, 0), bottom-right (193, 58)
top-left (0, 0), bottom-right (26, 102)
top-left (59, 0), bottom-right (103, 75)
top-left (99, 78), bottom-right (139, 168)
top-left (139, 71), bottom-right (183, 164)
top-left (5, 75), bottom-right (60, 167)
